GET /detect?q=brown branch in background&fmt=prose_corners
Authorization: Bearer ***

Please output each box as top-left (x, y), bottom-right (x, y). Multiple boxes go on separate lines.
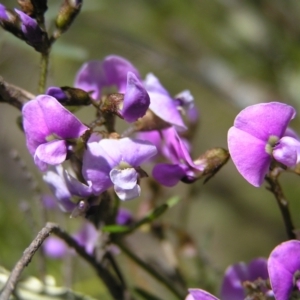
top-left (0, 77), bottom-right (35, 111)
top-left (0, 223), bottom-right (133, 300)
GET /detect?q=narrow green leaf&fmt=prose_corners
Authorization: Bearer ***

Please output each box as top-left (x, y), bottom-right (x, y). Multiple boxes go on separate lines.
top-left (102, 225), bottom-right (130, 233)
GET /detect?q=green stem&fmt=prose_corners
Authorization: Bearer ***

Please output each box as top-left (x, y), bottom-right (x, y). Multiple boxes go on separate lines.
top-left (115, 240), bottom-right (185, 300)
top-left (38, 52), bottom-right (49, 94)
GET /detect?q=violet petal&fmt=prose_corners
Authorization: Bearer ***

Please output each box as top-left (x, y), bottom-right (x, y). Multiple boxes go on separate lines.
top-left (114, 183), bottom-right (141, 201)
top-left (187, 288), bottom-right (219, 300)
top-left (228, 127), bottom-right (271, 187)
top-left (152, 163), bottom-right (186, 187)
top-left (35, 140), bottom-right (67, 165)
top-left (110, 168), bottom-right (137, 190)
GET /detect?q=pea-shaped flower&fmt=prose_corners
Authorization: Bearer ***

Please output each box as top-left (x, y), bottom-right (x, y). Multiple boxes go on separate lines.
top-left (22, 95), bottom-right (89, 171)
top-left (82, 136), bottom-right (157, 201)
top-left (268, 240), bottom-right (300, 300)
top-left (227, 102), bottom-right (300, 186)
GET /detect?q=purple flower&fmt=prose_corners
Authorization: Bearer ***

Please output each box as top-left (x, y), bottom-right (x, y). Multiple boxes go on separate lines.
top-left (0, 4), bottom-right (8, 20)
top-left (75, 55), bottom-right (149, 123)
top-left (228, 102), bottom-right (300, 187)
top-left (116, 208), bottom-right (134, 225)
top-left (43, 222), bottom-right (98, 258)
top-left (220, 258), bottom-right (269, 300)
top-left (22, 95), bottom-right (89, 171)
top-left (152, 127), bottom-right (204, 186)
top-left (43, 236), bottom-right (67, 259)
top-left (43, 165), bottom-right (92, 212)
top-left (185, 258), bottom-right (270, 300)
top-left (144, 73), bottom-right (187, 131)
top-left (268, 240), bottom-right (300, 300)
top-left (14, 9), bottom-right (45, 47)
top-left (82, 136), bottom-right (157, 200)
top-left (185, 289), bottom-right (219, 300)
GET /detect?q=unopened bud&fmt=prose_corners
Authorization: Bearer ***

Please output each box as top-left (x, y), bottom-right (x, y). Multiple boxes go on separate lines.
top-left (100, 93), bottom-right (124, 116)
top-left (194, 148), bottom-right (229, 183)
top-left (55, 0), bottom-right (82, 33)
top-left (134, 109), bottom-right (172, 131)
top-left (46, 86), bottom-right (92, 105)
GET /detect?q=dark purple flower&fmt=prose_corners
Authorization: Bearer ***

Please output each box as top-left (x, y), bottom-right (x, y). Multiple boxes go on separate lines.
top-left (14, 9), bottom-right (44, 46)
top-left (116, 208), bottom-right (134, 225)
top-left (228, 102), bottom-right (300, 186)
top-left (268, 240), bottom-right (300, 300)
top-left (152, 127), bottom-right (204, 186)
top-left (22, 95), bottom-right (89, 171)
top-left (220, 258), bottom-right (269, 300)
top-left (46, 87), bottom-right (67, 102)
top-left (75, 55), bottom-right (149, 123)
top-left (82, 136), bottom-right (157, 200)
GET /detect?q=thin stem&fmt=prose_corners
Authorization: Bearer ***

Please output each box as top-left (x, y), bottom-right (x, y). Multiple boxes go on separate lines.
top-left (0, 223), bottom-right (132, 300)
top-left (115, 240), bottom-right (185, 300)
top-left (38, 53), bottom-right (49, 94)
top-left (265, 173), bottom-right (296, 239)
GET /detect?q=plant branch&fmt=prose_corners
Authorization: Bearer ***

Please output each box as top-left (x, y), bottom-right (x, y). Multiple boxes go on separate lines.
top-left (114, 239), bottom-right (185, 300)
top-left (265, 173), bottom-right (296, 240)
top-left (0, 223), bottom-right (133, 300)
top-left (0, 77), bottom-right (34, 110)
top-left (38, 52), bottom-right (49, 94)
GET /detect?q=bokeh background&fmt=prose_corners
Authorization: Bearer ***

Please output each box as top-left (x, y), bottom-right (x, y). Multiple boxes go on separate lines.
top-left (1, 0), bottom-right (300, 299)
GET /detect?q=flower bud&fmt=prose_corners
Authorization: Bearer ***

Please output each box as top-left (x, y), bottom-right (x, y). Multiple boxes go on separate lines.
top-left (134, 109), bottom-right (172, 131)
top-left (46, 86), bottom-right (92, 106)
top-left (193, 148), bottom-right (230, 183)
top-left (55, 0), bottom-right (82, 33)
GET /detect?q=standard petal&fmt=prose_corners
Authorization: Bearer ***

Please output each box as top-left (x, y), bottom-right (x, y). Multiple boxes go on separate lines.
top-left (233, 102), bottom-right (296, 141)
top-left (110, 168), bottom-right (137, 190)
top-left (186, 288), bottom-right (219, 300)
top-left (114, 183), bottom-right (141, 201)
top-left (152, 163), bottom-right (186, 187)
top-left (268, 240), bottom-right (300, 300)
top-left (74, 60), bottom-right (104, 99)
top-left (273, 136), bottom-right (300, 167)
top-left (99, 138), bottom-right (157, 167)
top-left (37, 95), bottom-right (88, 139)
top-left (35, 140), bottom-right (67, 165)
top-left (22, 97), bottom-right (50, 155)
top-left (228, 127), bottom-right (271, 187)
top-left (121, 72), bottom-right (150, 123)
top-left (102, 55), bottom-right (141, 93)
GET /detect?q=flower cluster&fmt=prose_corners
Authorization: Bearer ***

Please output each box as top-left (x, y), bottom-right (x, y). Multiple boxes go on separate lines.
top-left (186, 240), bottom-right (300, 300)
top-left (22, 55), bottom-right (213, 213)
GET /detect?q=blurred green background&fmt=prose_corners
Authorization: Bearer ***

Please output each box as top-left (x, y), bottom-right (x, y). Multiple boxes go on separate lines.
top-left (1, 0), bottom-right (300, 299)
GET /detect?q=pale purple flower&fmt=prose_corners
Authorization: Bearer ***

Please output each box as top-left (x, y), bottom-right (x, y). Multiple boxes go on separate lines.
top-left (82, 136), bottom-right (157, 200)
top-left (268, 240), bottom-right (300, 300)
top-left (43, 237), bottom-right (67, 259)
top-left (185, 289), bottom-right (219, 300)
top-left (43, 165), bottom-right (92, 212)
top-left (152, 127), bottom-right (204, 186)
top-left (144, 73), bottom-right (187, 131)
top-left (75, 55), bottom-right (149, 123)
top-left (22, 95), bottom-right (89, 171)
top-left (220, 258), bottom-right (269, 300)
top-left (43, 222), bottom-right (98, 258)
top-left (228, 102), bottom-right (300, 186)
